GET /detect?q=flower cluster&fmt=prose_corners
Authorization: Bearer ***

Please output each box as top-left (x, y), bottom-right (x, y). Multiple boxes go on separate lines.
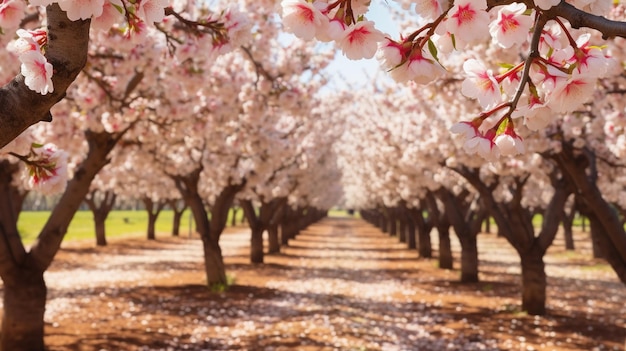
top-left (281, 0), bottom-right (385, 60)
top-left (279, 0), bottom-right (615, 160)
top-left (21, 143), bottom-right (69, 196)
top-left (9, 29), bottom-right (54, 95)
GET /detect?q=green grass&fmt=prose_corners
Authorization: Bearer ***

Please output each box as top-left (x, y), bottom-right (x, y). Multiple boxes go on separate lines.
top-left (17, 208), bottom-right (247, 244)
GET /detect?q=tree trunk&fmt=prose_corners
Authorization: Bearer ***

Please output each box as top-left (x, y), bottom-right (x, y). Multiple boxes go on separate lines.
top-left (231, 207), bottom-right (239, 227)
top-left (417, 227), bottom-right (432, 258)
top-left (484, 217), bottom-right (491, 234)
top-left (142, 198), bottom-right (165, 241)
top-left (552, 145), bottom-right (626, 283)
top-left (562, 217), bottom-right (575, 251)
top-left (94, 213), bottom-right (107, 246)
top-left (250, 227), bottom-right (264, 264)
top-left (147, 213), bottom-right (157, 240)
top-left (589, 213), bottom-right (605, 259)
top-left (438, 224), bottom-right (453, 270)
top-left (85, 190), bottom-right (116, 247)
top-left (379, 213), bottom-right (388, 233)
top-left (202, 238), bottom-right (226, 285)
top-left (405, 213), bottom-right (416, 250)
top-left (388, 208), bottom-right (397, 236)
top-left (1, 270), bottom-right (47, 351)
top-left (562, 199), bottom-right (576, 250)
top-left (242, 198), bottom-right (286, 264)
top-left (520, 250), bottom-right (547, 316)
top-left (398, 215), bottom-right (407, 243)
top-left (460, 234), bottom-right (479, 282)
top-left (268, 224), bottom-right (280, 254)
top-left (171, 169), bottom-right (244, 287)
top-left (172, 209), bottom-right (183, 237)
top-left (168, 200), bottom-right (186, 237)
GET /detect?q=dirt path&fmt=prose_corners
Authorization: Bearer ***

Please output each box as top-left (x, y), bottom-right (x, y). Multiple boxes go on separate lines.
top-left (37, 217), bottom-right (626, 350)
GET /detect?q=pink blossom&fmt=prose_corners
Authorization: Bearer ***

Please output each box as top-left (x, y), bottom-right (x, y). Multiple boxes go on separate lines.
top-left (533, 0), bottom-right (560, 10)
top-left (0, 0), bottom-right (25, 30)
top-left (512, 95), bottom-right (553, 130)
top-left (20, 50), bottom-right (54, 95)
top-left (546, 74), bottom-right (595, 113)
top-left (446, 0), bottom-right (489, 45)
top-left (494, 131), bottom-right (524, 156)
top-left (570, 33), bottom-right (610, 77)
top-left (57, 0), bottom-right (105, 20)
top-left (338, 21), bottom-right (385, 60)
top-left (414, 0), bottom-right (445, 20)
top-left (489, 3), bottom-right (533, 49)
top-left (136, 0), bottom-right (168, 24)
top-left (92, 0), bottom-right (124, 31)
top-left (450, 121), bottom-right (480, 139)
top-left (317, 18), bottom-right (345, 42)
top-left (9, 29), bottom-right (41, 55)
top-left (461, 59), bottom-right (501, 108)
top-left (28, 0), bottom-right (54, 7)
top-left (281, 0), bottom-right (326, 41)
top-left (406, 49), bottom-right (446, 84)
top-left (377, 38), bottom-right (404, 72)
top-left (26, 144), bottom-right (68, 196)
top-left (464, 134), bottom-right (500, 160)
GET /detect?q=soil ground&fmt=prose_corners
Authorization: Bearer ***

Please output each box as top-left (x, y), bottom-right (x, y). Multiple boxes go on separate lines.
top-left (11, 217), bottom-right (626, 350)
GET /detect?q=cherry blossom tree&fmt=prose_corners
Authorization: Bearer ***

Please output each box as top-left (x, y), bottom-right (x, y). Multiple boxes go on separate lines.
top-left (0, 0), bottom-right (252, 347)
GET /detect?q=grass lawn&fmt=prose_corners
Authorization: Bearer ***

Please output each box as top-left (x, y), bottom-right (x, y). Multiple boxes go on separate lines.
top-left (17, 209), bottom-right (247, 244)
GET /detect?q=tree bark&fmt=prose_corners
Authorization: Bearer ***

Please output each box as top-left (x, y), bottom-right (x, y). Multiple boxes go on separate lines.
top-left (437, 187), bottom-right (481, 282)
top-left (167, 200), bottom-right (186, 237)
top-left (409, 206), bottom-right (432, 258)
top-left (267, 224), bottom-right (280, 254)
top-left (1, 270), bottom-right (47, 351)
top-left (242, 198), bottom-right (287, 264)
top-left (0, 4), bottom-right (90, 149)
top-left (388, 207), bottom-right (397, 237)
top-left (399, 204), bottom-right (417, 250)
top-left (142, 198), bottom-right (165, 241)
top-left (231, 207), bottom-right (239, 227)
top-left (397, 212), bottom-right (407, 243)
top-left (438, 224), bottom-right (453, 270)
top-left (84, 190), bottom-right (116, 246)
top-left (1, 131), bottom-right (119, 350)
top-left (520, 249), bottom-right (547, 315)
top-left (171, 169), bottom-right (244, 286)
top-left (552, 145), bottom-right (626, 283)
top-left (451, 165), bottom-right (571, 314)
top-left (460, 234), bottom-right (479, 282)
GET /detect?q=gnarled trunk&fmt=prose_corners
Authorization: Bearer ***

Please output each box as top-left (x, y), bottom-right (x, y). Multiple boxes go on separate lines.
top-left (267, 224), bottom-right (280, 254)
top-left (142, 198), bottom-right (165, 241)
top-left (438, 224), bottom-right (453, 270)
top-left (85, 190), bottom-right (116, 246)
top-left (1, 270), bottom-right (47, 351)
top-left (520, 249), bottom-right (547, 315)
top-left (250, 227), bottom-right (264, 264)
top-left (94, 214), bottom-right (107, 246)
top-left (201, 238), bottom-right (226, 285)
top-left (242, 198), bottom-right (286, 264)
top-left (171, 170), bottom-right (244, 286)
top-left (168, 200), bottom-right (187, 237)
top-left (460, 235), bottom-right (479, 282)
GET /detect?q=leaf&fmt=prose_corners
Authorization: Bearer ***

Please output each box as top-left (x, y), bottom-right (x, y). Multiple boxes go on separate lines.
top-left (112, 3), bottom-right (124, 14)
top-left (31, 142), bottom-right (44, 148)
top-left (427, 39), bottom-right (438, 62)
top-left (451, 34), bottom-right (457, 50)
top-left (496, 118), bottom-right (510, 136)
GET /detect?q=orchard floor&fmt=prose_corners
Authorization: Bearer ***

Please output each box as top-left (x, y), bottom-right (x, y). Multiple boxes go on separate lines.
top-left (25, 218), bottom-right (626, 350)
